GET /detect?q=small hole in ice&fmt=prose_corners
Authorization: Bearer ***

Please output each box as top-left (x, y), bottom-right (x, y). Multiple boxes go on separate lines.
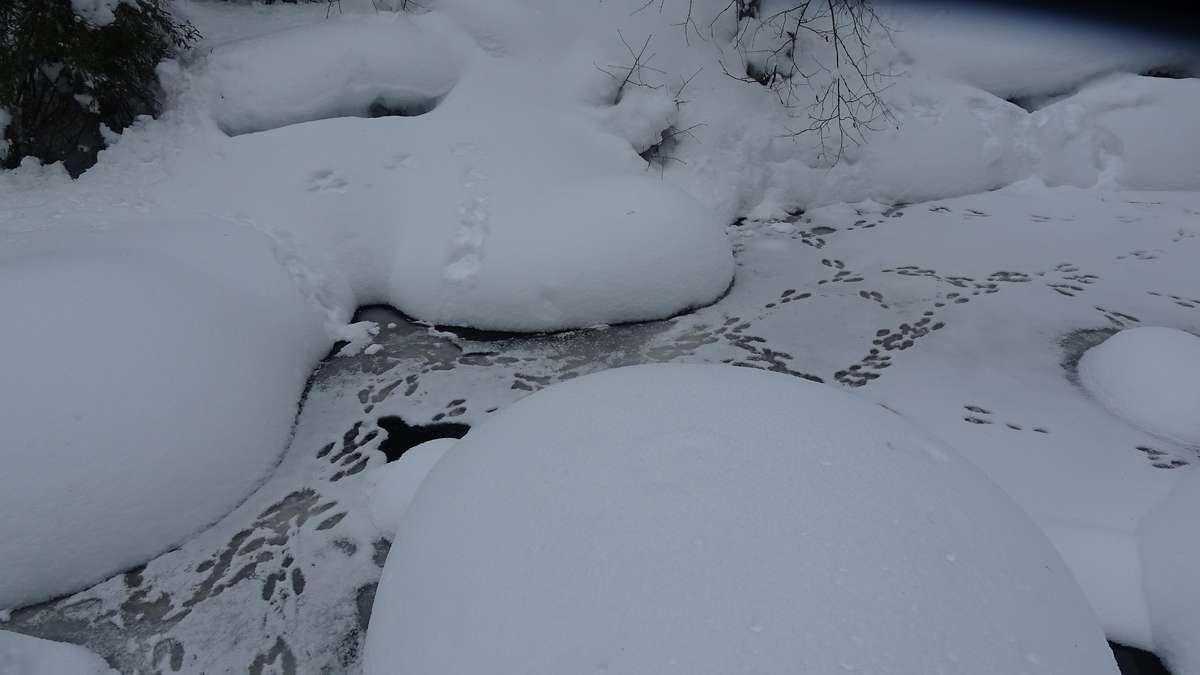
top-left (376, 416), bottom-right (469, 463)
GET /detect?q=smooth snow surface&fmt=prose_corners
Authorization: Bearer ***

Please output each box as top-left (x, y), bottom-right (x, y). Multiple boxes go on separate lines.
top-left (0, 631), bottom-right (116, 675)
top-left (1080, 327), bottom-right (1200, 446)
top-left (206, 14), bottom-right (465, 136)
top-left (365, 365), bottom-right (1116, 675)
top-left (366, 438), bottom-right (455, 535)
top-left (0, 219), bottom-right (330, 608)
top-left (1140, 468), bottom-right (1200, 675)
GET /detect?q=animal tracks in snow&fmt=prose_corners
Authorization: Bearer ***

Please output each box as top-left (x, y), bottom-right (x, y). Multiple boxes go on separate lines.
top-left (960, 405), bottom-right (1049, 434)
top-left (304, 168), bottom-right (349, 193)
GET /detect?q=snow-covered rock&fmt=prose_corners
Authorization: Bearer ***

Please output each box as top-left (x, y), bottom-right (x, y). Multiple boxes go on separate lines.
top-left (365, 364), bottom-right (1116, 675)
top-left (1079, 327), bottom-right (1200, 446)
top-left (205, 12), bottom-right (468, 136)
top-left (0, 631), bottom-right (116, 675)
top-left (1140, 467), bottom-right (1200, 675)
top-left (0, 218), bottom-right (330, 609)
top-left (366, 438), bottom-right (456, 535)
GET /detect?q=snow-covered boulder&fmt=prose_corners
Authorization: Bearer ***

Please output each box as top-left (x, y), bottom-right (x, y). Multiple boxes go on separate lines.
top-left (0, 219), bottom-right (330, 609)
top-left (364, 364), bottom-right (1115, 675)
top-left (1079, 327), bottom-right (1200, 446)
top-left (1140, 467), bottom-right (1200, 675)
top-left (0, 631), bottom-right (116, 675)
top-left (366, 438), bottom-right (456, 535)
top-left (1030, 75), bottom-right (1200, 190)
top-left (383, 66), bottom-right (735, 331)
top-left (205, 13), bottom-right (468, 136)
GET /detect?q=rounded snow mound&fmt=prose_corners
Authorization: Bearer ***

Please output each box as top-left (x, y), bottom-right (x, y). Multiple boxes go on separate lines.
top-left (364, 364), bottom-right (1116, 675)
top-left (206, 13), bottom-right (467, 136)
top-left (391, 174), bottom-right (734, 331)
top-left (1140, 467), bottom-right (1200, 675)
top-left (0, 630), bottom-right (116, 675)
top-left (1079, 326), bottom-right (1200, 446)
top-left (0, 220), bottom-right (330, 609)
top-left (366, 438), bottom-right (455, 535)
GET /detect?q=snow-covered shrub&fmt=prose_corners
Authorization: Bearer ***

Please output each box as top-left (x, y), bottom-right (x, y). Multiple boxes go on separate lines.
top-left (0, 0), bottom-right (198, 176)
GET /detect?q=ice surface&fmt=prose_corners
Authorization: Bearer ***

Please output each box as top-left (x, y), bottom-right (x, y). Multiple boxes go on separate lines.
top-left (1080, 327), bottom-right (1200, 446)
top-left (365, 365), bottom-right (1116, 675)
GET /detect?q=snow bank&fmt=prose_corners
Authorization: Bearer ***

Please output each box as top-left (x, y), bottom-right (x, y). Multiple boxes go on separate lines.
top-left (1033, 75), bottom-right (1200, 190)
top-left (190, 22), bottom-right (738, 331)
top-left (0, 631), bottom-right (116, 675)
top-left (206, 13), bottom-right (467, 136)
top-left (0, 218), bottom-right (330, 609)
top-left (1140, 468), bottom-right (1200, 675)
top-left (877, 2), bottom-right (1198, 101)
top-left (366, 438), bottom-right (455, 535)
top-left (1079, 327), bottom-right (1200, 446)
top-left (365, 364), bottom-right (1115, 675)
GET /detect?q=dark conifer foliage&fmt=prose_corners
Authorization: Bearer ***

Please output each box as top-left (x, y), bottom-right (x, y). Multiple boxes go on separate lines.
top-left (0, 0), bottom-right (199, 175)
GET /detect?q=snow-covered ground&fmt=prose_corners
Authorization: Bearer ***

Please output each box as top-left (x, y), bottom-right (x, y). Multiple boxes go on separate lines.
top-left (1, 0), bottom-right (1198, 673)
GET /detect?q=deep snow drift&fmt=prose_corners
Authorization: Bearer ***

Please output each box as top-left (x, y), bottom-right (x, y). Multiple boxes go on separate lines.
top-left (1080, 327), bottom-right (1200, 446)
top-left (0, 631), bottom-right (115, 675)
top-left (365, 365), bottom-right (1116, 675)
top-left (0, 219), bottom-right (330, 608)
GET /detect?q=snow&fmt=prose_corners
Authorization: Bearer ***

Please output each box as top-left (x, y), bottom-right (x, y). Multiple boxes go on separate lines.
top-left (1079, 327), bottom-right (1200, 446)
top-left (0, 218), bottom-right (331, 609)
top-left (0, 0), bottom-right (1198, 668)
top-left (205, 13), bottom-right (466, 136)
top-left (876, 2), bottom-right (1198, 101)
top-left (1140, 467), bottom-right (1200, 675)
top-left (366, 438), bottom-right (455, 535)
top-left (0, 631), bottom-right (116, 675)
top-left (365, 364), bottom-right (1116, 675)
top-left (69, 0), bottom-right (130, 26)
top-left (1042, 524), bottom-right (1152, 646)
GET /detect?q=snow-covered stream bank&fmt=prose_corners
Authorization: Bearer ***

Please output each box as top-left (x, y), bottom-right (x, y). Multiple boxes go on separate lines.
top-left (3, 186), bottom-right (1198, 673)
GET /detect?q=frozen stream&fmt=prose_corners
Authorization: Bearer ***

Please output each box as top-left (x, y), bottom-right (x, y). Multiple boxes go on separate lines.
top-left (2, 188), bottom-right (1198, 673)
